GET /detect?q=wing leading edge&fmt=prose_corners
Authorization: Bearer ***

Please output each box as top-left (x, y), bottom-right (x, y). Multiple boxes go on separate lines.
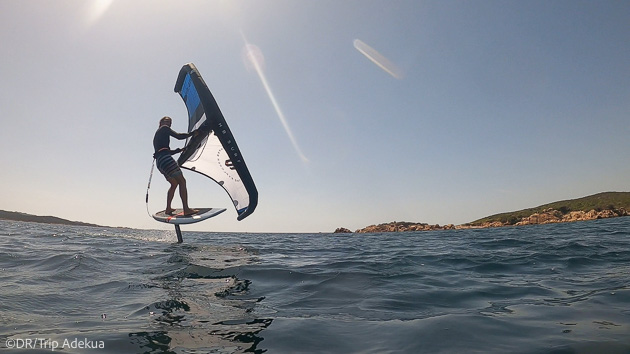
top-left (174, 63), bottom-right (258, 221)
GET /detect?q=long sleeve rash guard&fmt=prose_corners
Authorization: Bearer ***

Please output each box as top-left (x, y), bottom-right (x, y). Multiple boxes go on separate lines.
top-left (153, 125), bottom-right (190, 155)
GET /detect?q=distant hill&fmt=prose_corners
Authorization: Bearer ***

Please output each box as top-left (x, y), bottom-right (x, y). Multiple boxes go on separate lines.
top-left (0, 210), bottom-right (101, 227)
top-left (466, 191), bottom-right (630, 226)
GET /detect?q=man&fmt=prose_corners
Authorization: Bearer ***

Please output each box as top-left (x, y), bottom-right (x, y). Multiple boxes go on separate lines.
top-left (153, 116), bottom-right (198, 215)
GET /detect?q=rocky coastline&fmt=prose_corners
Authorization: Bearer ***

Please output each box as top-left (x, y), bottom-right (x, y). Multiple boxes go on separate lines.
top-left (334, 207), bottom-right (629, 234)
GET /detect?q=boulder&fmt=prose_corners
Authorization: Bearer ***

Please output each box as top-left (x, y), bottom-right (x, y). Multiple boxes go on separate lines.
top-left (334, 227), bottom-right (353, 233)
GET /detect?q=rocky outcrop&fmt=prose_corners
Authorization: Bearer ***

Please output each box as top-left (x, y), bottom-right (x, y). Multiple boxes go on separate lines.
top-left (334, 208), bottom-right (628, 233)
top-left (351, 222), bottom-right (455, 233)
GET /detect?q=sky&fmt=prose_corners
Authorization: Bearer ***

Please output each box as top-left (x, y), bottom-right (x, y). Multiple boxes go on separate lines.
top-left (1, 0), bottom-right (629, 233)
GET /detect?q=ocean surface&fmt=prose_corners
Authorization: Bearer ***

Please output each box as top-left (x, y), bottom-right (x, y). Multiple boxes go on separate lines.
top-left (1, 218), bottom-right (629, 353)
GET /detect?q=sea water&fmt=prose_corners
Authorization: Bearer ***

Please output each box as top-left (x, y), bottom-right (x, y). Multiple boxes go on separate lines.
top-left (0, 218), bottom-right (629, 353)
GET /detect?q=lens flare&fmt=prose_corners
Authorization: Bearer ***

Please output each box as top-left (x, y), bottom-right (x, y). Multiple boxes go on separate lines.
top-left (242, 44), bottom-right (264, 73)
top-left (241, 35), bottom-right (308, 163)
top-left (353, 39), bottom-right (403, 79)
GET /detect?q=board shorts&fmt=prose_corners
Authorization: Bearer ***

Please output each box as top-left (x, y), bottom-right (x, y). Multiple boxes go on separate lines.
top-left (155, 152), bottom-right (183, 180)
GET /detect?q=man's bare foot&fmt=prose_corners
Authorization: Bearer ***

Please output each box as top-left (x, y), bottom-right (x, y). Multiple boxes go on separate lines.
top-left (184, 208), bottom-right (198, 216)
top-left (166, 208), bottom-right (176, 215)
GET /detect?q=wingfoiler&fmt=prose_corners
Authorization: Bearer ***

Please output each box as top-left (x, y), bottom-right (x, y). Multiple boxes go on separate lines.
top-left (149, 63), bottom-right (258, 242)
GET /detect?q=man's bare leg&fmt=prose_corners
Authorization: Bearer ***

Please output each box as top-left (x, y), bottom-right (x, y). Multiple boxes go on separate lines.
top-left (165, 178), bottom-right (178, 214)
top-left (174, 174), bottom-right (197, 215)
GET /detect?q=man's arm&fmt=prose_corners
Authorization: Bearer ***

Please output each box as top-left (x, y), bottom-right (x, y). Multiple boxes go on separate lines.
top-left (169, 127), bottom-right (191, 140)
